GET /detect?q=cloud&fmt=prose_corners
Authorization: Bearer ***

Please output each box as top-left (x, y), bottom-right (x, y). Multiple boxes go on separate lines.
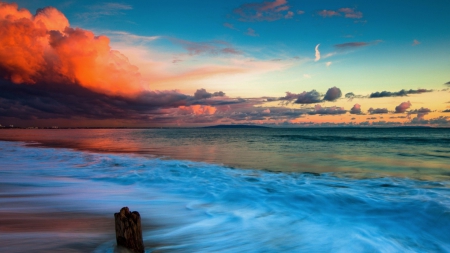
top-left (370, 89), bottom-right (432, 98)
top-left (297, 10), bottom-right (305, 15)
top-left (0, 79), bottom-right (191, 121)
top-left (104, 31), bottom-right (160, 44)
top-left (308, 104), bottom-right (346, 115)
top-left (169, 38), bottom-right (242, 56)
top-left (368, 108), bottom-right (389, 114)
top-left (303, 74), bottom-right (311, 79)
top-left (350, 104), bottom-right (362, 114)
top-left (334, 40), bottom-right (382, 50)
top-left (317, 10), bottom-right (340, 17)
top-left (408, 107), bottom-right (431, 122)
top-left (345, 92), bottom-right (355, 99)
top-left (315, 44), bottom-right (321, 61)
top-left (178, 105), bottom-right (217, 115)
top-left (223, 23), bottom-right (239, 31)
top-left (222, 106), bottom-right (307, 123)
top-left (412, 39), bottom-right (421, 46)
top-left (233, 0), bottom-right (292, 22)
top-left (0, 77), bottom-right (258, 126)
top-left (279, 87), bottom-right (342, 104)
top-left (294, 90), bottom-right (322, 104)
top-left (280, 92), bottom-right (301, 101)
top-left (408, 107), bottom-right (431, 115)
top-left (318, 8), bottom-right (362, 19)
top-left (285, 11), bottom-right (294, 19)
top-left (194, 89), bottom-right (225, 100)
top-left (0, 3), bottom-right (147, 96)
top-left (442, 109), bottom-right (450, 113)
top-left (337, 8), bottom-right (362, 19)
top-left (326, 61), bottom-right (332, 67)
top-left (428, 116), bottom-right (450, 126)
top-left (245, 28), bottom-right (259, 37)
top-left (334, 42), bottom-right (369, 49)
top-left (445, 81), bottom-right (450, 86)
top-left (395, 101), bottom-right (412, 113)
top-left (279, 90), bottom-right (322, 104)
top-left (323, 86), bottom-right (342, 101)
top-left (344, 92), bottom-right (363, 101)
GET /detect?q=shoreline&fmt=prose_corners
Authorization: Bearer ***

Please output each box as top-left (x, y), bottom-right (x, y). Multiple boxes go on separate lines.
top-left (0, 139), bottom-right (449, 252)
top-left (1, 137), bottom-right (450, 181)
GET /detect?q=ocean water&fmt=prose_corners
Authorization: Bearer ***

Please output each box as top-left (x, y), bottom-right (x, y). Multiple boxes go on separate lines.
top-left (0, 128), bottom-right (450, 252)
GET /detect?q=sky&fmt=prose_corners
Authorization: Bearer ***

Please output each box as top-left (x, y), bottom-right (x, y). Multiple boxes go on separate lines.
top-left (0, 0), bottom-right (449, 127)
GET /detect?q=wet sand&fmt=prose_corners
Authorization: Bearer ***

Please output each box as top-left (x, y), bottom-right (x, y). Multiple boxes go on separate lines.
top-left (0, 210), bottom-right (113, 252)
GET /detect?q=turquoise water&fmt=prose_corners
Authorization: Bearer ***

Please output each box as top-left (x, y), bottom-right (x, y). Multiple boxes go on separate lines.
top-left (0, 128), bottom-right (450, 252)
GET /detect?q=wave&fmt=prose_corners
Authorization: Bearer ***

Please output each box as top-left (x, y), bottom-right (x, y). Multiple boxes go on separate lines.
top-left (1, 141), bottom-right (450, 252)
top-left (273, 134), bottom-right (450, 145)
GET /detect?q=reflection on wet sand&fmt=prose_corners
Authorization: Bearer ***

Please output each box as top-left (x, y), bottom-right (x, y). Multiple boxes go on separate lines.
top-left (0, 211), bottom-right (113, 252)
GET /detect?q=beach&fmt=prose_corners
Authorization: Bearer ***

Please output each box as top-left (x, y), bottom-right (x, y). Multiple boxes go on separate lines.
top-left (0, 128), bottom-right (450, 252)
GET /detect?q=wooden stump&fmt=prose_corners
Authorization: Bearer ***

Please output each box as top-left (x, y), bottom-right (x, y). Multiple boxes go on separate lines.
top-left (114, 207), bottom-right (144, 253)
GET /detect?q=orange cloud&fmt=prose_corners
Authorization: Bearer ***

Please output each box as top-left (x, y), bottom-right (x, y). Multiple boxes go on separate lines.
top-left (0, 2), bottom-right (145, 96)
top-left (179, 105), bottom-right (217, 115)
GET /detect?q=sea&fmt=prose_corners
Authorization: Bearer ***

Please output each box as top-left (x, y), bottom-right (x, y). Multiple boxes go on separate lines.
top-left (0, 127), bottom-right (449, 252)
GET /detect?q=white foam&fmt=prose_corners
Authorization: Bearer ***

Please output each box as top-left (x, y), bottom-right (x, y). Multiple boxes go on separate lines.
top-left (0, 141), bottom-right (449, 252)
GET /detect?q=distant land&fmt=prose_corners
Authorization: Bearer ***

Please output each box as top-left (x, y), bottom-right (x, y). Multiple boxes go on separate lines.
top-left (0, 125), bottom-right (440, 129)
top-left (203, 125), bottom-right (270, 129)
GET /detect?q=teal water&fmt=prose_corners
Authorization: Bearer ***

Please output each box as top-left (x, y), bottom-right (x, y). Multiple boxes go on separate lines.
top-left (0, 128), bottom-right (449, 252)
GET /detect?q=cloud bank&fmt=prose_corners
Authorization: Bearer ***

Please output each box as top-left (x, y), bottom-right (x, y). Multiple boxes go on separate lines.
top-left (0, 2), bottom-right (145, 96)
top-left (370, 89), bottom-right (432, 98)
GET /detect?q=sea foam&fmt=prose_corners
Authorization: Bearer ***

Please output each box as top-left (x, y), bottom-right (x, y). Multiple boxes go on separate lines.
top-left (0, 141), bottom-right (449, 252)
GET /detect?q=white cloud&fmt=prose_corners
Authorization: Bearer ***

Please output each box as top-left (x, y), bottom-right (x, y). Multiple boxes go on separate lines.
top-left (315, 44), bottom-right (320, 61)
top-left (326, 61), bottom-right (332, 67)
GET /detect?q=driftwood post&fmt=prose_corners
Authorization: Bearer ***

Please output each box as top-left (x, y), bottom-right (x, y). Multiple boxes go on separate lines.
top-left (114, 207), bottom-right (144, 253)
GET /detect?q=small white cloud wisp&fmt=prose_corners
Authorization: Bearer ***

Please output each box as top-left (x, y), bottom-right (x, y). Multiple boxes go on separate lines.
top-left (315, 44), bottom-right (321, 61)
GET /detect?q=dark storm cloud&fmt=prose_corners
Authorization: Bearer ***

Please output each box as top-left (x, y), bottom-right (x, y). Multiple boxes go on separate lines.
top-left (280, 87), bottom-right (343, 104)
top-left (334, 40), bottom-right (382, 50)
top-left (294, 90), bottom-right (322, 104)
top-left (279, 92), bottom-right (302, 101)
top-left (369, 89), bottom-right (432, 98)
top-left (445, 81), bottom-right (450, 86)
top-left (407, 107), bottom-right (432, 123)
top-left (408, 107), bottom-right (431, 114)
top-left (345, 92), bottom-right (355, 99)
top-left (0, 80), bottom-right (192, 120)
top-left (368, 108), bottom-right (389, 114)
top-left (334, 42), bottom-right (369, 49)
top-left (428, 116), bottom-right (450, 126)
top-left (283, 90), bottom-right (321, 104)
top-left (308, 105), bottom-right (346, 115)
top-left (323, 86), bottom-right (342, 101)
top-left (194, 88), bottom-right (225, 99)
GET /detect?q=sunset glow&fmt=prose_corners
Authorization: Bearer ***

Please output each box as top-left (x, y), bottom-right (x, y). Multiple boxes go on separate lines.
top-left (0, 1), bottom-right (449, 127)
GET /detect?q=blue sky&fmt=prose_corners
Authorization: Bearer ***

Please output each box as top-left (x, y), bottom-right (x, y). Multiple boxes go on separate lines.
top-left (1, 0), bottom-right (449, 126)
top-left (41, 0), bottom-right (449, 93)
